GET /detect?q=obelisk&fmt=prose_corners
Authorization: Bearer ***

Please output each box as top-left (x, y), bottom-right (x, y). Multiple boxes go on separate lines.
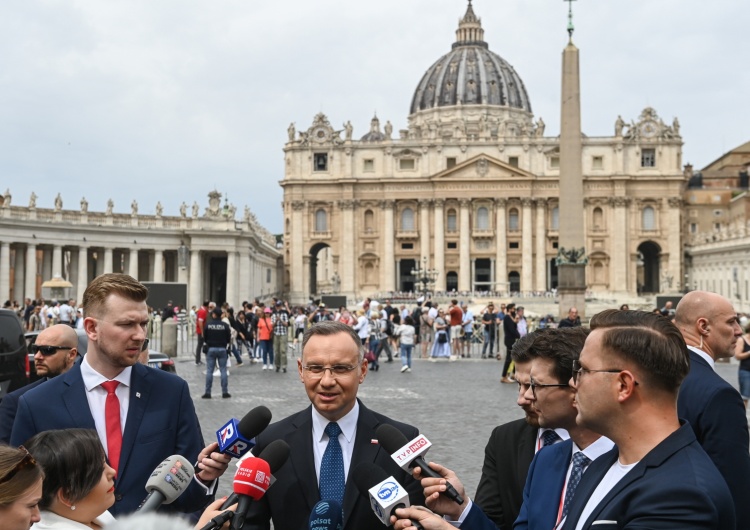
top-left (557, 0), bottom-right (587, 318)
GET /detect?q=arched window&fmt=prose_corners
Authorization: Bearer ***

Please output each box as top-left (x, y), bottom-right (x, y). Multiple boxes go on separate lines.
top-left (509, 208), bottom-right (519, 231)
top-left (593, 207), bottom-right (603, 230)
top-left (446, 271), bottom-right (458, 291)
top-left (551, 207), bottom-right (559, 230)
top-left (447, 209), bottom-right (457, 231)
top-left (364, 209), bottom-right (374, 232)
top-left (593, 262), bottom-right (604, 283)
top-left (476, 207), bottom-right (489, 230)
top-left (315, 209), bottom-right (327, 232)
top-left (364, 262), bottom-right (375, 283)
top-left (642, 206), bottom-right (655, 230)
top-left (508, 271), bottom-right (521, 292)
top-left (401, 207), bottom-right (415, 231)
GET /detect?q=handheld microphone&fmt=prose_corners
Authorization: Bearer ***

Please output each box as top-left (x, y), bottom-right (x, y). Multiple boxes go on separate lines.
top-left (221, 439), bottom-right (291, 510)
top-left (216, 405), bottom-right (273, 458)
top-left (230, 457), bottom-right (272, 530)
top-left (308, 500), bottom-right (343, 530)
top-left (136, 455), bottom-right (195, 512)
top-left (376, 424), bottom-right (464, 505)
top-left (352, 462), bottom-right (423, 529)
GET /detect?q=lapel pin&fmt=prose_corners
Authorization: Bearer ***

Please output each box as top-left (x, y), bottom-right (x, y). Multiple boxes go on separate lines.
top-left (136, 392), bottom-right (141, 398)
top-left (371, 439), bottom-right (378, 444)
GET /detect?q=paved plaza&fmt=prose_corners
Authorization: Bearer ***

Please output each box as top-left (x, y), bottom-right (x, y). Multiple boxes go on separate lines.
top-left (180, 350), bottom-right (744, 500)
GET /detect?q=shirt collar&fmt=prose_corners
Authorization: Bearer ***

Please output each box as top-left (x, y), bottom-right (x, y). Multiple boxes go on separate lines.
top-left (572, 436), bottom-right (615, 462)
top-left (80, 355), bottom-right (132, 391)
top-left (537, 427), bottom-right (570, 443)
top-left (311, 400), bottom-right (359, 444)
top-left (687, 345), bottom-right (715, 370)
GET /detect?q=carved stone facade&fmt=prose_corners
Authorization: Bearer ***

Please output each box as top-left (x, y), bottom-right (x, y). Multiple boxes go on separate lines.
top-left (280, 4), bottom-right (685, 303)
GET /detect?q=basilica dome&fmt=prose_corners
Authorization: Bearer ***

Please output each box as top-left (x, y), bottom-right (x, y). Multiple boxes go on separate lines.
top-left (410, 2), bottom-right (532, 115)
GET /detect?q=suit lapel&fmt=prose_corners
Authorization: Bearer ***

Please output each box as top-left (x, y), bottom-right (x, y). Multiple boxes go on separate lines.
top-left (288, 407), bottom-right (319, 513)
top-left (517, 423), bottom-right (536, 488)
top-left (61, 366), bottom-right (97, 430)
top-left (117, 364), bottom-right (150, 480)
top-left (343, 402), bottom-right (381, 525)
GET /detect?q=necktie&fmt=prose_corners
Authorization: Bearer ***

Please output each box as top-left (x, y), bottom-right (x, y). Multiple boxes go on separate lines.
top-left (319, 422), bottom-right (345, 507)
top-left (101, 381), bottom-right (122, 474)
top-left (562, 451), bottom-right (591, 519)
top-left (542, 430), bottom-right (561, 447)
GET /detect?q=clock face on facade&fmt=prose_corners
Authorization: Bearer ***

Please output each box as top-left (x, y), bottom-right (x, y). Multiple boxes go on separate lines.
top-left (313, 126), bottom-right (330, 143)
top-left (640, 121), bottom-right (658, 138)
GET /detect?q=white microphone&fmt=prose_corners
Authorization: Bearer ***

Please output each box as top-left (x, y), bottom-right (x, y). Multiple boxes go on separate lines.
top-left (136, 455), bottom-right (195, 512)
top-left (352, 462), bottom-right (423, 529)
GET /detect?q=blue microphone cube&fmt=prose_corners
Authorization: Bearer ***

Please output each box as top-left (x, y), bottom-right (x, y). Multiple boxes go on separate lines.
top-left (216, 418), bottom-right (255, 458)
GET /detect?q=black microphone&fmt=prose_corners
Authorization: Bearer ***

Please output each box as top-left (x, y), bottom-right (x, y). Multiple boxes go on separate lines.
top-left (308, 499), bottom-right (343, 530)
top-left (220, 439), bottom-right (291, 510)
top-left (216, 405), bottom-right (273, 458)
top-left (375, 424), bottom-right (464, 505)
top-left (352, 462), bottom-right (424, 529)
top-left (136, 455), bottom-right (195, 512)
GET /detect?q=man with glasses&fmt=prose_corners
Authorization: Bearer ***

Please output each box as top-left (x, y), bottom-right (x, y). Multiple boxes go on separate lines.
top-left (0, 324), bottom-right (78, 443)
top-left (11, 273), bottom-right (231, 516)
top-left (244, 320), bottom-right (424, 529)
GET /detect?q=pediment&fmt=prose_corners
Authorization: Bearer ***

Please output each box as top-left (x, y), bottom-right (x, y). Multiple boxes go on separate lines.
top-left (432, 155), bottom-right (536, 181)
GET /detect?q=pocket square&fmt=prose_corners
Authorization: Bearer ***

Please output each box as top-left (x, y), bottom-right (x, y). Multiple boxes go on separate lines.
top-left (591, 521), bottom-right (617, 526)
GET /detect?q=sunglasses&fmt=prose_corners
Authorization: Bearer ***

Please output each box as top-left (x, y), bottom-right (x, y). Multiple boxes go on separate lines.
top-left (0, 446), bottom-right (36, 484)
top-left (30, 344), bottom-right (73, 356)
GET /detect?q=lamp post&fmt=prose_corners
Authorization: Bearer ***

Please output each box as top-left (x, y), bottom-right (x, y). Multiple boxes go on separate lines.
top-left (411, 256), bottom-right (438, 299)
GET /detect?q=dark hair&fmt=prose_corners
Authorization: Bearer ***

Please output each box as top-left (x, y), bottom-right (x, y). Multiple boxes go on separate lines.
top-left (82, 273), bottom-right (148, 318)
top-left (511, 329), bottom-right (550, 363)
top-left (589, 309), bottom-right (689, 392)
top-left (527, 327), bottom-right (589, 383)
top-left (25, 429), bottom-right (106, 509)
top-left (404, 315), bottom-right (414, 326)
top-left (0, 445), bottom-right (44, 507)
top-left (506, 303), bottom-right (516, 311)
top-left (302, 320), bottom-right (364, 361)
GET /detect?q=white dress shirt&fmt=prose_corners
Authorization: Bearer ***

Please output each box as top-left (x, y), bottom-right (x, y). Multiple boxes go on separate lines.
top-left (32, 509), bottom-right (116, 529)
top-left (311, 401), bottom-right (360, 483)
top-left (688, 345), bottom-right (715, 370)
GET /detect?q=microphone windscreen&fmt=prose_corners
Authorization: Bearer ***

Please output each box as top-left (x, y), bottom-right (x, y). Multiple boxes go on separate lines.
top-left (352, 461), bottom-right (390, 495)
top-left (376, 424), bottom-right (409, 454)
top-left (238, 406), bottom-right (273, 439)
top-left (308, 499), bottom-right (343, 530)
top-left (234, 457), bottom-right (272, 500)
top-left (257, 439), bottom-right (290, 474)
top-left (145, 455), bottom-right (195, 504)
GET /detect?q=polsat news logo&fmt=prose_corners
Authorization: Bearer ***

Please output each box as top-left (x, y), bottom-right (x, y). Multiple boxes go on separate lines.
top-left (237, 467), bottom-right (270, 488)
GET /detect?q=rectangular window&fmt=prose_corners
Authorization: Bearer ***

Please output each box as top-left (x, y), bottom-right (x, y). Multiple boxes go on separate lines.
top-left (549, 156), bottom-right (559, 169)
top-left (363, 159), bottom-right (374, 172)
top-left (401, 243), bottom-right (414, 250)
top-left (446, 157), bottom-right (457, 169)
top-left (266, 268), bottom-right (272, 283)
top-left (509, 156), bottom-right (519, 168)
top-left (690, 223), bottom-right (697, 233)
top-left (314, 153), bottom-right (328, 172)
top-left (552, 241), bottom-right (559, 249)
top-left (447, 242), bottom-right (457, 249)
top-left (641, 149), bottom-right (656, 168)
top-left (509, 242), bottom-right (519, 249)
top-left (399, 159), bottom-right (415, 170)
top-left (592, 156), bottom-right (603, 170)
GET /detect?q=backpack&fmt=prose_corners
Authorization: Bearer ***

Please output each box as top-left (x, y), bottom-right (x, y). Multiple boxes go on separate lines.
top-left (384, 318), bottom-right (394, 337)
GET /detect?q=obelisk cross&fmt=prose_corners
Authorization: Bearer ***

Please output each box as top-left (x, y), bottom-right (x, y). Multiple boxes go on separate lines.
top-left (565, 0), bottom-right (577, 38)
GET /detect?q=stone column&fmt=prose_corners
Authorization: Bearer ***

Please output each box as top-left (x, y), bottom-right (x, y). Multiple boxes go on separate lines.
top-left (535, 199), bottom-right (547, 292)
top-left (226, 250), bottom-right (237, 306)
top-left (25, 244), bottom-right (36, 300)
top-left (434, 199), bottom-right (445, 290)
top-left (382, 200), bottom-right (395, 292)
top-left (495, 199), bottom-right (507, 292)
top-left (13, 247), bottom-right (23, 301)
top-left (610, 197), bottom-right (630, 294)
top-left (153, 250), bottom-right (164, 282)
top-left (77, 246), bottom-right (88, 301)
top-left (290, 201), bottom-right (306, 303)
top-left (128, 249), bottom-right (138, 279)
top-left (338, 200), bottom-right (356, 298)
top-left (667, 197), bottom-right (682, 288)
top-left (0, 242), bottom-right (10, 303)
top-left (103, 248), bottom-right (113, 274)
top-left (238, 249), bottom-right (251, 302)
top-left (189, 250), bottom-right (202, 310)
top-left (521, 198), bottom-right (533, 293)
top-left (52, 245), bottom-right (63, 278)
top-left (459, 199), bottom-right (471, 291)
top-left (41, 249), bottom-right (52, 283)
top-left (419, 199), bottom-right (431, 266)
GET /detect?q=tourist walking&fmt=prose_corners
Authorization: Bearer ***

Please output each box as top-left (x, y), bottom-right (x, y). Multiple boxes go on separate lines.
top-left (203, 307), bottom-right (231, 398)
top-left (256, 307), bottom-right (274, 370)
top-left (397, 316), bottom-right (416, 372)
top-left (430, 309), bottom-right (451, 360)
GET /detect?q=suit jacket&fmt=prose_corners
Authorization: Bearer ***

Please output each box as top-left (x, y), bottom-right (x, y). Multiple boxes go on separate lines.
top-left (560, 423), bottom-right (734, 530)
top-left (677, 350), bottom-right (750, 529)
top-left (473, 418), bottom-right (537, 530)
top-left (0, 377), bottom-right (46, 444)
top-left (10, 363), bottom-right (209, 517)
top-left (243, 400), bottom-right (425, 530)
top-left (503, 316), bottom-right (520, 347)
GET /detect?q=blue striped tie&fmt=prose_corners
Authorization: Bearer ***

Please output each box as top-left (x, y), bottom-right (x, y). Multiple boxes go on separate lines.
top-left (319, 422), bottom-right (345, 507)
top-left (562, 451), bottom-right (591, 518)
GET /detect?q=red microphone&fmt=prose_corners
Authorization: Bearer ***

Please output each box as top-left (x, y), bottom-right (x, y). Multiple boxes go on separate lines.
top-left (230, 457), bottom-right (272, 529)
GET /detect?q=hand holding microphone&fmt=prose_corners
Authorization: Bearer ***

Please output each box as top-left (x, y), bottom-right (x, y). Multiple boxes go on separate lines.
top-left (220, 439), bottom-right (290, 511)
top-left (411, 461), bottom-right (467, 521)
top-left (352, 461), bottom-right (424, 530)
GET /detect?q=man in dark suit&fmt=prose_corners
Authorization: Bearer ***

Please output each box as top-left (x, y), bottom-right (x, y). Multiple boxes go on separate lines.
top-left (10, 273), bottom-right (230, 516)
top-left (244, 320), bottom-right (424, 530)
top-left (674, 291), bottom-right (750, 529)
top-left (0, 324), bottom-right (78, 443)
top-left (501, 304), bottom-right (520, 383)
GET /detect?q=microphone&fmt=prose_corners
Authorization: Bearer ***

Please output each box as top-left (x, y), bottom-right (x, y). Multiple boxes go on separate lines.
top-left (308, 500), bottom-right (343, 530)
top-left (221, 439), bottom-right (291, 510)
top-left (352, 462), bottom-right (423, 530)
top-left (375, 424), bottom-right (464, 505)
top-left (216, 405), bottom-right (273, 458)
top-left (137, 455), bottom-right (195, 512)
top-left (230, 457), bottom-right (272, 530)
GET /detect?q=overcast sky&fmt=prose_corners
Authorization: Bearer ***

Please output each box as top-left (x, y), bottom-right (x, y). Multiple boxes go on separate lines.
top-left (1, 0), bottom-right (747, 233)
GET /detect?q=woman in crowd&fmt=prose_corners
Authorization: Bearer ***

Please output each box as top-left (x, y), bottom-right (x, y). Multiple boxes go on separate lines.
top-left (25, 428), bottom-right (116, 529)
top-left (430, 309), bottom-right (451, 360)
top-left (397, 315), bottom-right (416, 373)
top-left (366, 310), bottom-right (382, 371)
top-left (0, 444), bottom-right (44, 530)
top-left (256, 307), bottom-right (274, 370)
top-left (736, 322), bottom-right (750, 408)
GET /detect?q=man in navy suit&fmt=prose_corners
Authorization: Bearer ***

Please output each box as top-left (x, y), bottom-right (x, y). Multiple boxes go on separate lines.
top-left (0, 324), bottom-right (78, 443)
top-left (674, 291), bottom-right (750, 529)
top-left (11, 273), bottom-right (231, 516)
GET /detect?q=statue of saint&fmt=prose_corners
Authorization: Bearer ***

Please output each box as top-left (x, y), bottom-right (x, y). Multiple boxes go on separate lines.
top-left (54, 193), bottom-right (63, 211)
top-left (155, 201), bottom-right (163, 217)
top-left (287, 122), bottom-right (295, 142)
top-left (131, 200), bottom-right (138, 216)
top-left (384, 120), bottom-right (393, 140)
top-left (29, 192), bottom-right (37, 209)
top-left (535, 117), bottom-right (546, 137)
top-left (2, 188), bottom-right (10, 207)
top-left (179, 202), bottom-right (187, 218)
top-left (672, 117), bottom-right (680, 136)
top-left (192, 201), bottom-right (200, 218)
top-left (615, 115), bottom-right (625, 137)
top-left (344, 121), bottom-right (353, 141)
top-left (106, 199), bottom-right (114, 215)
top-left (80, 197), bottom-right (88, 214)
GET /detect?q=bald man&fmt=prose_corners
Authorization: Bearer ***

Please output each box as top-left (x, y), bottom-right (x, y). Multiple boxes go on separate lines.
top-left (0, 324), bottom-right (78, 443)
top-left (674, 291), bottom-right (750, 529)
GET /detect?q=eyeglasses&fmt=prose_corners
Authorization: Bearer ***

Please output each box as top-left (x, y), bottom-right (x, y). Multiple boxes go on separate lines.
top-left (30, 344), bottom-right (73, 356)
top-left (0, 446), bottom-right (36, 484)
top-left (572, 360), bottom-right (637, 385)
top-left (301, 363), bottom-right (360, 378)
top-left (529, 377), bottom-right (569, 399)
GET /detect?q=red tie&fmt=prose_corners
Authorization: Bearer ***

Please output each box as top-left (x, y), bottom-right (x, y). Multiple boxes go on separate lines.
top-left (101, 381), bottom-right (122, 474)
